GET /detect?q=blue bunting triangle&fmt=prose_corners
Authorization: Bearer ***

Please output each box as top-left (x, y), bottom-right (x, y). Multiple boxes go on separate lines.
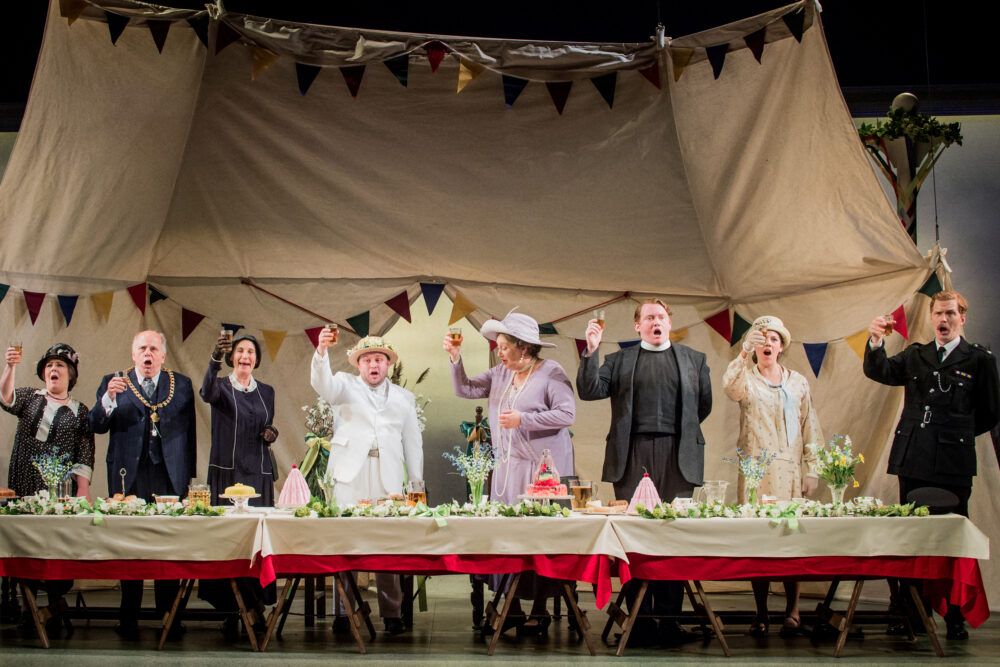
top-left (221, 323), bottom-right (244, 336)
top-left (57, 295), bottom-right (78, 326)
top-left (706, 43), bottom-right (729, 79)
top-left (106, 11), bottom-right (130, 45)
top-left (803, 342), bottom-right (828, 378)
top-left (384, 54), bottom-right (409, 87)
top-left (619, 340), bottom-right (640, 349)
top-left (502, 75), bottom-right (529, 109)
top-left (420, 283), bottom-right (445, 315)
top-left (347, 312), bottom-right (370, 338)
top-left (295, 63), bottom-right (322, 95)
top-left (590, 72), bottom-right (616, 109)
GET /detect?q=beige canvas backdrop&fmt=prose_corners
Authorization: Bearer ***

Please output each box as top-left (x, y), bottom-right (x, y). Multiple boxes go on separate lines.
top-left (0, 0), bottom-right (995, 608)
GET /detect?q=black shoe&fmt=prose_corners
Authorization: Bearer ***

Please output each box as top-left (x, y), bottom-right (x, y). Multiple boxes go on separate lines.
top-left (332, 616), bottom-right (351, 634)
top-left (779, 616), bottom-right (802, 638)
top-left (114, 622), bottom-right (141, 640)
top-left (660, 621), bottom-right (701, 648)
top-left (946, 620), bottom-right (969, 641)
top-left (384, 617), bottom-right (405, 635)
top-left (516, 615), bottom-right (551, 637)
top-left (887, 620), bottom-right (924, 636)
top-left (614, 618), bottom-right (659, 648)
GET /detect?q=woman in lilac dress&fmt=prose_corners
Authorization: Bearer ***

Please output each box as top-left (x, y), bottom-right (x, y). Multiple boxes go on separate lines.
top-left (446, 309), bottom-right (575, 634)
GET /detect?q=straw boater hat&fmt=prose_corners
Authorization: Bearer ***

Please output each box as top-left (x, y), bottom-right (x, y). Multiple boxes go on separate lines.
top-left (749, 315), bottom-right (791, 347)
top-left (479, 308), bottom-right (556, 348)
top-left (347, 336), bottom-right (399, 367)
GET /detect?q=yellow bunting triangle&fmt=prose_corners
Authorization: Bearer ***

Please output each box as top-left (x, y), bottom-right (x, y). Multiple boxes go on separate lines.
top-left (261, 330), bottom-right (287, 363)
top-left (251, 47), bottom-right (278, 80)
top-left (449, 294), bottom-right (477, 325)
top-left (670, 47), bottom-right (694, 82)
top-left (91, 291), bottom-right (114, 322)
top-left (845, 329), bottom-right (870, 360)
top-left (669, 327), bottom-right (688, 343)
top-left (457, 59), bottom-right (485, 93)
top-left (65, 0), bottom-right (87, 25)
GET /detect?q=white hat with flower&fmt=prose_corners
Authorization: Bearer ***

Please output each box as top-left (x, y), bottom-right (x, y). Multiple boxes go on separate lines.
top-left (346, 336), bottom-right (398, 367)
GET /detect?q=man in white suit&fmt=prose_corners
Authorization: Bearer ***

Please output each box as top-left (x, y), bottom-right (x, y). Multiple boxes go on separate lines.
top-left (311, 332), bottom-right (423, 634)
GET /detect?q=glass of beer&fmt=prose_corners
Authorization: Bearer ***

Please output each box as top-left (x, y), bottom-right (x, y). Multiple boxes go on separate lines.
top-left (448, 326), bottom-right (463, 347)
top-left (406, 480), bottom-right (427, 506)
top-left (570, 479), bottom-right (593, 510)
top-left (883, 314), bottom-right (895, 336)
top-left (221, 328), bottom-right (234, 346)
top-left (188, 482), bottom-right (211, 506)
top-left (593, 310), bottom-right (606, 329)
top-left (8, 340), bottom-right (22, 352)
top-left (326, 323), bottom-right (339, 344)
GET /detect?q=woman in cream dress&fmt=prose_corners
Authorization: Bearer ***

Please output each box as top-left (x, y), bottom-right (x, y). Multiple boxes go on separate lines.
top-left (723, 315), bottom-right (823, 637)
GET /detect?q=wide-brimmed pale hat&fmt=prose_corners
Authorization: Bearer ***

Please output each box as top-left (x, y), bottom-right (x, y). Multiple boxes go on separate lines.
top-left (749, 315), bottom-right (791, 347)
top-left (479, 308), bottom-right (556, 348)
top-left (347, 336), bottom-right (399, 367)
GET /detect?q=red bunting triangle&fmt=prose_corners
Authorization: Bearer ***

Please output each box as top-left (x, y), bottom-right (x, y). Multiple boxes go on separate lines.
top-left (638, 62), bottom-right (661, 89)
top-left (546, 81), bottom-right (572, 115)
top-left (425, 41), bottom-right (447, 73)
top-left (575, 338), bottom-right (588, 358)
top-left (385, 291), bottom-right (412, 323)
top-left (340, 65), bottom-right (365, 98)
top-left (24, 291), bottom-right (46, 325)
top-left (891, 304), bottom-right (909, 340)
top-left (181, 308), bottom-right (205, 341)
top-left (305, 326), bottom-right (324, 350)
top-left (704, 309), bottom-right (732, 343)
top-left (127, 283), bottom-right (147, 315)
top-left (489, 339), bottom-right (497, 353)
top-left (744, 27), bottom-right (766, 63)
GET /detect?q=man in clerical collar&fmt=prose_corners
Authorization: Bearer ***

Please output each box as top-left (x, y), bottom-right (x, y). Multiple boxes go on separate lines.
top-left (865, 290), bottom-right (999, 640)
top-left (310, 331), bottom-right (423, 635)
top-left (577, 298), bottom-right (712, 647)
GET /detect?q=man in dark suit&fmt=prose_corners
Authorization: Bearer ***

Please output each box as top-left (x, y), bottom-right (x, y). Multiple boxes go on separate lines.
top-left (89, 330), bottom-right (197, 639)
top-left (865, 290), bottom-right (999, 640)
top-left (577, 298), bottom-right (712, 646)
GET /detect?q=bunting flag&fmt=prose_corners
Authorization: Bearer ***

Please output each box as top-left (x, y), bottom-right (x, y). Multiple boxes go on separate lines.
top-left (845, 329), bottom-right (870, 360)
top-left (127, 283), bottom-right (147, 315)
top-left (57, 295), bottom-right (79, 326)
top-left (538, 322), bottom-right (558, 335)
top-left (782, 9), bottom-right (806, 42)
top-left (706, 44), bottom-right (729, 79)
top-left (347, 312), bottom-right (370, 337)
top-left (546, 81), bottom-right (572, 115)
top-left (670, 47), bottom-right (694, 82)
top-left (384, 54), bottom-right (409, 87)
top-left (502, 75), bottom-right (529, 108)
top-left (638, 61), bottom-right (661, 89)
top-left (488, 338), bottom-right (497, 353)
top-left (106, 11), bottom-right (129, 45)
top-left (262, 330), bottom-right (286, 362)
top-left (744, 27), bottom-right (766, 63)
top-left (0, 283), bottom-right (8, 304)
top-left (24, 291), bottom-right (46, 325)
top-left (187, 15), bottom-right (209, 48)
top-left (420, 283), bottom-right (445, 315)
top-left (147, 20), bottom-right (170, 53)
top-left (252, 47), bottom-right (278, 80)
top-left (149, 286), bottom-right (168, 304)
top-left (295, 62), bottom-right (321, 95)
top-left (704, 309), bottom-right (732, 343)
top-left (181, 308), bottom-right (205, 341)
top-left (425, 41), bottom-right (446, 73)
top-left (215, 21), bottom-right (241, 55)
top-left (457, 59), bottom-right (485, 93)
top-left (803, 342), bottom-right (828, 378)
top-left (619, 339), bottom-right (640, 349)
top-left (305, 326), bottom-right (324, 349)
top-left (669, 327), bottom-right (688, 343)
top-left (221, 323), bottom-right (244, 336)
top-left (65, 0), bottom-right (87, 25)
top-left (918, 272), bottom-right (943, 297)
top-left (731, 312), bottom-right (752, 346)
top-left (590, 72), bottom-right (616, 109)
top-left (575, 339), bottom-right (588, 358)
top-left (891, 304), bottom-right (909, 340)
top-left (384, 291), bottom-right (412, 323)
top-left (91, 291), bottom-right (114, 322)
top-left (341, 65), bottom-right (366, 98)
top-left (449, 294), bottom-right (477, 325)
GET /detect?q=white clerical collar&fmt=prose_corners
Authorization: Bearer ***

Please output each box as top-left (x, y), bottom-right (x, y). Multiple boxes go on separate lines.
top-left (228, 373), bottom-right (257, 393)
top-left (640, 340), bottom-right (672, 352)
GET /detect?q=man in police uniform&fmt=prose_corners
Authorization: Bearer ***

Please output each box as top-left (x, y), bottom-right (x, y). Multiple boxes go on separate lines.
top-left (864, 290), bottom-right (999, 639)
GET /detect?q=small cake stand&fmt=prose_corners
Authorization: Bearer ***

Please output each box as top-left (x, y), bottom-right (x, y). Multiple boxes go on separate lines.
top-left (518, 494), bottom-right (573, 508)
top-left (219, 493), bottom-right (260, 513)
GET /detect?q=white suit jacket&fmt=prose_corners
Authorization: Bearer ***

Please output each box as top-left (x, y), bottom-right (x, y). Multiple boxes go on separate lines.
top-left (311, 352), bottom-right (423, 493)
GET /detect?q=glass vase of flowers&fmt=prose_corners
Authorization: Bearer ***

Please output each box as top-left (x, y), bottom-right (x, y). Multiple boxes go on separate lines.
top-left (723, 448), bottom-right (776, 506)
top-left (807, 434), bottom-right (864, 504)
top-left (443, 441), bottom-right (495, 505)
top-left (32, 452), bottom-right (74, 498)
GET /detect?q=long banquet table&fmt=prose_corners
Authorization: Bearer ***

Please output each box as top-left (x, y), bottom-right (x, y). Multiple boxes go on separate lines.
top-left (0, 510), bottom-right (990, 653)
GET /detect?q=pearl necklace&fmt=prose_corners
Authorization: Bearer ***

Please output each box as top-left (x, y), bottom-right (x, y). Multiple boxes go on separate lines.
top-left (494, 358), bottom-right (538, 496)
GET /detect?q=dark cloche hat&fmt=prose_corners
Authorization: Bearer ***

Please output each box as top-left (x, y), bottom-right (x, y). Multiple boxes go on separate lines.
top-left (36, 343), bottom-right (80, 389)
top-left (227, 334), bottom-right (262, 369)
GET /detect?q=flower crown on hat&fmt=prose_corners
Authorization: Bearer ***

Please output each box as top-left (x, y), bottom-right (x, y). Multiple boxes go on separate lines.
top-left (347, 336), bottom-right (396, 358)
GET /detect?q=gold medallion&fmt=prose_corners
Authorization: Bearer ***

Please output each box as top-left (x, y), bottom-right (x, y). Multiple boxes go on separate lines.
top-left (151, 411), bottom-right (160, 423)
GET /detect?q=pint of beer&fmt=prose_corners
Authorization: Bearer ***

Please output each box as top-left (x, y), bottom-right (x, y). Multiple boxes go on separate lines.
top-left (570, 480), bottom-right (593, 510)
top-left (326, 324), bottom-right (339, 344)
top-left (449, 326), bottom-right (463, 347)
